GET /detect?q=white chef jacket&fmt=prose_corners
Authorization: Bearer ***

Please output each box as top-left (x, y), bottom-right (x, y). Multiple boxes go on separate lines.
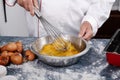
top-left (6, 0), bottom-right (115, 37)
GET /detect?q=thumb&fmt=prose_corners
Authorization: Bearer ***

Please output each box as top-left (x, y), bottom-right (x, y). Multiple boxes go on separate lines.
top-left (79, 27), bottom-right (86, 38)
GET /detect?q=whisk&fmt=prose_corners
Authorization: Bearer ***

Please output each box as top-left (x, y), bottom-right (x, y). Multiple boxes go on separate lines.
top-left (34, 7), bottom-right (70, 51)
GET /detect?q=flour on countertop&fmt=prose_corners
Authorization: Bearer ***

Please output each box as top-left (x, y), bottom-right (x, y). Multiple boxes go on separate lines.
top-left (7, 59), bottom-right (107, 80)
top-left (6, 39), bottom-right (120, 80)
top-left (0, 65), bottom-right (7, 77)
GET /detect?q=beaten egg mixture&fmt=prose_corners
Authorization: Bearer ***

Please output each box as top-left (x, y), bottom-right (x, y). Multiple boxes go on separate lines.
top-left (40, 40), bottom-right (79, 57)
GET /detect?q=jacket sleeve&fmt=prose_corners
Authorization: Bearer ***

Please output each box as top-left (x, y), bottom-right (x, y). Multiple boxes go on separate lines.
top-left (5, 0), bottom-right (16, 6)
top-left (82, 0), bottom-right (115, 36)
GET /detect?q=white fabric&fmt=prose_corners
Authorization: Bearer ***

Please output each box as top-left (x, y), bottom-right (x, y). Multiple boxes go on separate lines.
top-left (112, 0), bottom-right (120, 11)
top-left (5, 0), bottom-right (16, 6)
top-left (6, 0), bottom-right (115, 37)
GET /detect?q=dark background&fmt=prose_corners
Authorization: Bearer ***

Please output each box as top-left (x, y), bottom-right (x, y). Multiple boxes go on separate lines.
top-left (94, 11), bottom-right (120, 39)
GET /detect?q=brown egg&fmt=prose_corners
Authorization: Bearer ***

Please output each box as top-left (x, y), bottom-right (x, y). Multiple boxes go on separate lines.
top-left (1, 46), bottom-right (6, 52)
top-left (1, 51), bottom-right (9, 57)
top-left (10, 53), bottom-right (23, 65)
top-left (0, 46), bottom-right (1, 52)
top-left (0, 56), bottom-right (9, 66)
top-left (8, 52), bottom-right (14, 57)
top-left (16, 41), bottom-right (23, 53)
top-left (1, 42), bottom-right (17, 52)
top-left (1, 51), bottom-right (14, 57)
top-left (25, 50), bottom-right (35, 61)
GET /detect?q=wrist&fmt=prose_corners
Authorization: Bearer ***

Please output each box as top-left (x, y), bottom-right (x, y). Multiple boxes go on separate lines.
top-left (82, 15), bottom-right (98, 36)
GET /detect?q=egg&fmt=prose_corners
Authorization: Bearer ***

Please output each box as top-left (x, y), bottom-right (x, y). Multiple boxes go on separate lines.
top-left (10, 53), bottom-right (23, 65)
top-left (0, 56), bottom-right (9, 66)
top-left (25, 50), bottom-right (35, 61)
top-left (16, 41), bottom-right (23, 53)
top-left (7, 52), bottom-right (14, 57)
top-left (1, 42), bottom-right (17, 52)
top-left (1, 51), bottom-right (9, 57)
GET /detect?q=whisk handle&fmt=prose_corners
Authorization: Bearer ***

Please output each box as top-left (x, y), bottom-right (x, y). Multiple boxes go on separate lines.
top-left (34, 7), bottom-right (42, 18)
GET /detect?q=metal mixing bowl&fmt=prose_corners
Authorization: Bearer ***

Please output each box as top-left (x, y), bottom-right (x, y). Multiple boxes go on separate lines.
top-left (30, 35), bottom-right (90, 66)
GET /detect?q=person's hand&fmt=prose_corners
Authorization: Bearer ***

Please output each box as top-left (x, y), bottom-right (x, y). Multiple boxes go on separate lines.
top-left (79, 21), bottom-right (93, 41)
top-left (17, 0), bottom-right (38, 16)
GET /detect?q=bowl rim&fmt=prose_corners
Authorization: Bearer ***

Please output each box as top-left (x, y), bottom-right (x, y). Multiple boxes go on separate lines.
top-left (30, 36), bottom-right (90, 59)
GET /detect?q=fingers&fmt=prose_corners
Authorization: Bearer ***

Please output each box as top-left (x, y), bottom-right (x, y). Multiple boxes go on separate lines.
top-left (17, 0), bottom-right (23, 7)
top-left (17, 0), bottom-right (36, 16)
top-left (82, 28), bottom-right (93, 41)
top-left (33, 0), bottom-right (39, 9)
top-left (79, 21), bottom-right (93, 41)
top-left (79, 25), bottom-right (86, 38)
top-left (28, 0), bottom-right (34, 16)
top-left (23, 0), bottom-right (29, 11)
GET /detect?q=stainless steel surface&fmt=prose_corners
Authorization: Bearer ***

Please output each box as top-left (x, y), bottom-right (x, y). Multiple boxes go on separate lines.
top-left (30, 35), bottom-right (90, 66)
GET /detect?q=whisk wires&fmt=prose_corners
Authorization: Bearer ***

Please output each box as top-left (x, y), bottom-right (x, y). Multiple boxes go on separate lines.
top-left (40, 17), bottom-right (69, 51)
top-left (34, 7), bottom-right (70, 51)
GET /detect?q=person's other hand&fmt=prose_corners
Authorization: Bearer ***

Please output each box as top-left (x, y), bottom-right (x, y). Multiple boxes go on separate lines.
top-left (17, 0), bottom-right (38, 16)
top-left (79, 21), bottom-right (93, 41)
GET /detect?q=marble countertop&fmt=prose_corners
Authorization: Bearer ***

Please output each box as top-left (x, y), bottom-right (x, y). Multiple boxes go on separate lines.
top-left (0, 37), bottom-right (120, 80)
